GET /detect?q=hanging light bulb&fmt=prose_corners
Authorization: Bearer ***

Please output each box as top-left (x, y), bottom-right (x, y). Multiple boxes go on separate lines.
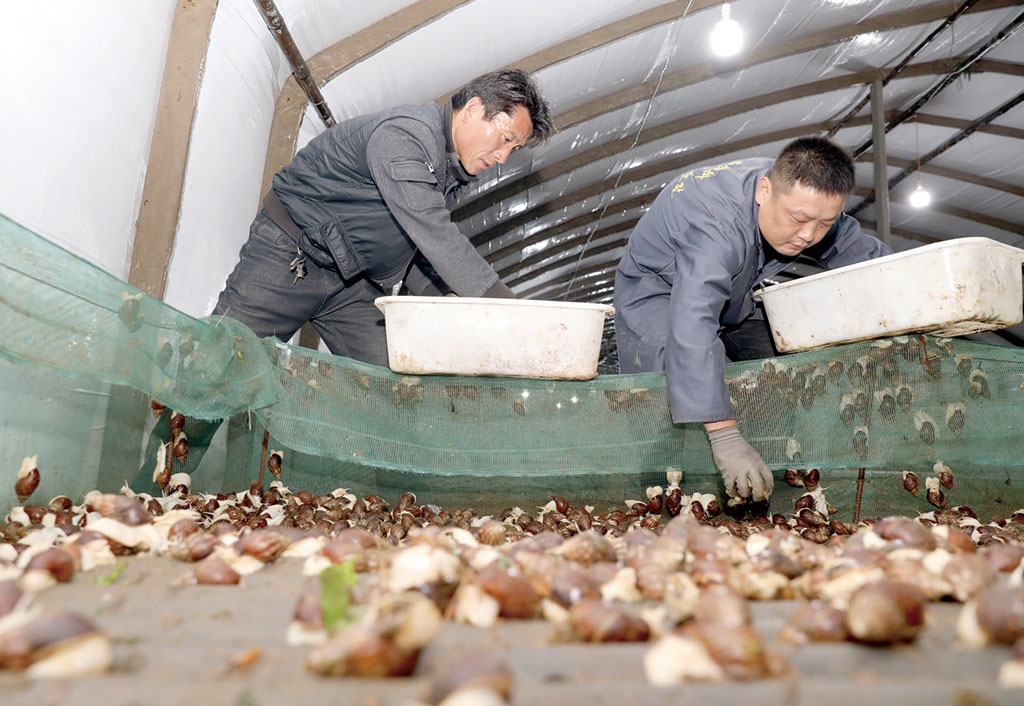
top-left (909, 182), bottom-right (931, 208)
top-left (710, 2), bottom-right (743, 57)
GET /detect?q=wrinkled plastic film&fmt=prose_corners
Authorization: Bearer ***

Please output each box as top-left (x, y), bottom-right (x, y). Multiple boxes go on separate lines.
top-left (454, 2), bottom-right (1020, 276)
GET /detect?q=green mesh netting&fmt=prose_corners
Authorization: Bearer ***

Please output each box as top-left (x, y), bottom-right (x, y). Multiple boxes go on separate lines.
top-left (3, 212), bottom-right (1024, 518)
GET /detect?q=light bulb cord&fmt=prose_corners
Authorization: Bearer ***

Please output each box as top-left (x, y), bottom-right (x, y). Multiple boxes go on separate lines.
top-left (914, 114), bottom-right (923, 188)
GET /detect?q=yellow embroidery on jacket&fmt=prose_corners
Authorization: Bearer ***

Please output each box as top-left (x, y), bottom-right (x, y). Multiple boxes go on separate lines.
top-left (671, 160), bottom-right (744, 196)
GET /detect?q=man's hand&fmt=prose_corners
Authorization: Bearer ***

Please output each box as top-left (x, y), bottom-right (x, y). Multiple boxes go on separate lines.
top-left (706, 425), bottom-right (773, 502)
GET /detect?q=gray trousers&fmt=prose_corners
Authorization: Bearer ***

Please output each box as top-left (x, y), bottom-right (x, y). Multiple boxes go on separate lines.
top-left (213, 212), bottom-right (389, 366)
top-left (617, 313), bottom-right (777, 373)
top-left (719, 315), bottom-right (778, 362)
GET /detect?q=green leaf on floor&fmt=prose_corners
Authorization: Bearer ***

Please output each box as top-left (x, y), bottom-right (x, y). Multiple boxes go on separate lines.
top-left (320, 560), bottom-right (357, 634)
top-left (93, 560), bottom-right (127, 586)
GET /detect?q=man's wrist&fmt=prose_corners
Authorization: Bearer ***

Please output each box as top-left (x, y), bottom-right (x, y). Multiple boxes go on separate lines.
top-left (704, 419), bottom-right (738, 433)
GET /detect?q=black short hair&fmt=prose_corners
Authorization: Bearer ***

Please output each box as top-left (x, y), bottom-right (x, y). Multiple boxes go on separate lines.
top-left (451, 69), bottom-right (555, 147)
top-left (768, 137), bottom-right (856, 197)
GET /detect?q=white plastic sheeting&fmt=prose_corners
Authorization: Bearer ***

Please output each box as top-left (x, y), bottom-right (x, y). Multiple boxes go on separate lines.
top-left (0, 0), bottom-right (175, 279)
top-left (456, 6), bottom-right (1021, 237)
top-left (164, 0), bottom-right (286, 317)
top-left (1, 0), bottom-right (1022, 333)
top-left (165, 0), bottom-right (415, 317)
top-left (294, 0), bottom-right (677, 144)
top-left (463, 88), bottom-right (870, 243)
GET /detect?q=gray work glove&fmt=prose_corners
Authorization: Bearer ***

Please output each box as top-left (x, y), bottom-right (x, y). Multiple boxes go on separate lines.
top-left (707, 426), bottom-right (774, 502)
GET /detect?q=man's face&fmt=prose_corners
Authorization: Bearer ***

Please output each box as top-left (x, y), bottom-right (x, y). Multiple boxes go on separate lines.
top-left (755, 176), bottom-right (847, 257)
top-left (452, 97), bottom-right (533, 175)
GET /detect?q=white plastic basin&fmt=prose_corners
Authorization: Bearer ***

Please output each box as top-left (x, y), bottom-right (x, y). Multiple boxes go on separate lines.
top-left (374, 296), bottom-right (615, 380)
top-left (752, 237), bottom-right (1024, 353)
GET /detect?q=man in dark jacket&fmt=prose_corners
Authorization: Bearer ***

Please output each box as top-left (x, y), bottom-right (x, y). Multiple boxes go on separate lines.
top-left (213, 69), bottom-right (553, 364)
top-left (614, 137), bottom-right (892, 503)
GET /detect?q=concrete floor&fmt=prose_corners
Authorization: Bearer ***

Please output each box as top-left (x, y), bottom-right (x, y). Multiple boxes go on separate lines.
top-left (1, 554), bottom-right (1021, 706)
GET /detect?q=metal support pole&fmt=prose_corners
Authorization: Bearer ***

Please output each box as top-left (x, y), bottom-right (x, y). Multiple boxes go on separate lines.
top-left (826, 0), bottom-right (982, 139)
top-left (252, 0), bottom-right (335, 128)
top-left (870, 80), bottom-right (892, 247)
top-left (852, 7), bottom-right (1024, 158)
top-left (852, 89), bottom-right (1024, 217)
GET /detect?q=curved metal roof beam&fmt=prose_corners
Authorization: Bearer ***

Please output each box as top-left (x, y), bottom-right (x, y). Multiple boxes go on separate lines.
top-left (825, 0), bottom-right (989, 138)
top-left (261, 1), bottom-right (720, 194)
top-left (567, 290), bottom-right (615, 305)
top-left (523, 274), bottom-right (616, 302)
top-left (521, 274), bottom-right (619, 304)
top-left (472, 90), bottom-right (1024, 264)
top-left (261, 1), bottom-right (1017, 201)
top-left (130, 0), bottom-right (218, 299)
top-left (436, 0), bottom-right (720, 102)
top-left (251, 1), bottom-right (1022, 303)
top-left (455, 0), bottom-right (1020, 216)
top-left (490, 209), bottom-right (648, 267)
top-left (497, 219), bottom-right (635, 278)
top-left (497, 125), bottom-right (1024, 293)
top-left (519, 266), bottom-right (616, 299)
top-left (854, 186), bottom-right (1024, 239)
top-left (506, 194), bottom-right (1004, 304)
top-left (552, 0), bottom-right (1020, 132)
top-left (528, 276), bottom-right (617, 302)
top-left (260, 0), bottom-right (471, 195)
top-left (477, 118), bottom-right (875, 266)
top-left (857, 154), bottom-right (1024, 199)
top-left (518, 269), bottom-right (622, 302)
top-left (851, 7), bottom-right (1024, 158)
top-left (914, 113), bottom-right (1024, 142)
top-left (502, 240), bottom-right (628, 287)
top-left (852, 89), bottom-right (1024, 215)
top-left (858, 220), bottom-right (949, 246)
top-left (457, 59), bottom-right (1020, 225)
top-left (482, 189), bottom-right (657, 265)
top-left (563, 278), bottom-right (616, 298)
top-left (486, 88), bottom-right (1024, 288)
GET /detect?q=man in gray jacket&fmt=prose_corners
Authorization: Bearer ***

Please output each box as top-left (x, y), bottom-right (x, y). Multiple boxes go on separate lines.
top-left (213, 69), bottom-right (553, 364)
top-left (615, 137), bottom-right (891, 503)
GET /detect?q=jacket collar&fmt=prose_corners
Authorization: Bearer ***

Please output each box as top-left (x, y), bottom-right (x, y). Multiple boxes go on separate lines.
top-left (443, 101), bottom-right (475, 186)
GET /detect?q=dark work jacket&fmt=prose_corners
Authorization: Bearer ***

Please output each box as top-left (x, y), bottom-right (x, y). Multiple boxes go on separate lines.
top-left (614, 158), bottom-right (892, 424)
top-left (271, 102), bottom-right (504, 296)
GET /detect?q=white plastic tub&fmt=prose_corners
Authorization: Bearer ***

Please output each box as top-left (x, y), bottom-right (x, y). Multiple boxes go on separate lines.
top-left (374, 297), bottom-right (615, 380)
top-left (752, 237), bottom-right (1024, 353)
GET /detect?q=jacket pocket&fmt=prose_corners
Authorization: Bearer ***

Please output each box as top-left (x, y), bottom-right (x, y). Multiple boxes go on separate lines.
top-left (388, 159), bottom-right (441, 213)
top-left (317, 216), bottom-right (364, 280)
top-left (250, 213), bottom-right (295, 250)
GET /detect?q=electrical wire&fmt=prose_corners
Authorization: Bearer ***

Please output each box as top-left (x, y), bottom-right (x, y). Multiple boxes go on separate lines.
top-left (915, 114), bottom-right (923, 188)
top-left (561, 0), bottom-right (696, 300)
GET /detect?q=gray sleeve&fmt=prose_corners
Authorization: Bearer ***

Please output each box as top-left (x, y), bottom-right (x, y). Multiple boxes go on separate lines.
top-left (664, 225), bottom-right (739, 425)
top-left (405, 255), bottom-right (515, 298)
top-left (813, 213), bottom-right (894, 268)
top-left (366, 118), bottom-right (505, 297)
top-left (404, 254), bottom-right (453, 296)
